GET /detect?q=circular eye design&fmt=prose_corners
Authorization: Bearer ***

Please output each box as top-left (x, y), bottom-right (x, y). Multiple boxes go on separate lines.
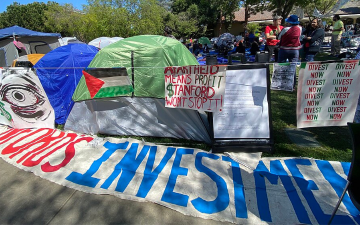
top-left (2, 86), bottom-right (44, 107)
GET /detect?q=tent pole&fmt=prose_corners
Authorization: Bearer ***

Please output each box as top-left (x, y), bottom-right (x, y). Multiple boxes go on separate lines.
top-left (131, 51), bottom-right (135, 98)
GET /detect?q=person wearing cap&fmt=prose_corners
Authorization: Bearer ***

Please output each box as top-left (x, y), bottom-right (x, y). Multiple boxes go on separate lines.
top-left (265, 15), bottom-right (283, 62)
top-left (277, 15), bottom-right (303, 63)
top-left (331, 15), bottom-right (344, 56)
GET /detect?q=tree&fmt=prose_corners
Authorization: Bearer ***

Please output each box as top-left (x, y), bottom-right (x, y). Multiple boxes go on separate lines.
top-left (302, 0), bottom-right (338, 21)
top-left (267, 0), bottom-right (312, 24)
top-left (44, 3), bottom-right (87, 39)
top-left (0, 2), bottom-right (52, 32)
top-left (240, 0), bottom-right (267, 31)
top-left (171, 0), bottom-right (242, 36)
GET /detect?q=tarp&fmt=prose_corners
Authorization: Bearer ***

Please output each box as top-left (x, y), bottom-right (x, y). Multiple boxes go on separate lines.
top-left (198, 37), bottom-right (211, 45)
top-left (0, 25), bottom-right (60, 39)
top-left (34, 44), bottom-right (98, 124)
top-left (89, 35), bottom-right (199, 98)
top-left (88, 37), bottom-right (123, 49)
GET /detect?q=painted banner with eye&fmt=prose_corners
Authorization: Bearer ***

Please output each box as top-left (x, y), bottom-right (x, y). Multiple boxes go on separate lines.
top-left (0, 68), bottom-right (55, 129)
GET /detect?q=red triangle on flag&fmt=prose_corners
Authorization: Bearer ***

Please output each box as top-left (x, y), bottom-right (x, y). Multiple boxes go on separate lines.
top-left (82, 70), bottom-right (105, 98)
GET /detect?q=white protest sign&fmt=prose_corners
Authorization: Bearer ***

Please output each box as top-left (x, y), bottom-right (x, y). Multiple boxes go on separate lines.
top-left (271, 63), bottom-right (296, 91)
top-left (213, 68), bottom-right (270, 138)
top-left (297, 60), bottom-right (360, 128)
top-left (164, 65), bottom-right (226, 112)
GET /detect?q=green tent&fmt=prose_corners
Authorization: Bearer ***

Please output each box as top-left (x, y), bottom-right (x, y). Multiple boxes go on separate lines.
top-left (198, 37), bottom-right (211, 45)
top-left (87, 35), bottom-right (199, 98)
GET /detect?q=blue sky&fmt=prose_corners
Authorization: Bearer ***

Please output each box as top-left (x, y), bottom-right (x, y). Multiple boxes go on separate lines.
top-left (1, 0), bottom-right (89, 13)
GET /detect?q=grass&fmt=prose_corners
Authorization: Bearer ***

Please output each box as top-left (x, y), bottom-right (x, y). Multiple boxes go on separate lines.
top-left (57, 55), bottom-right (354, 162)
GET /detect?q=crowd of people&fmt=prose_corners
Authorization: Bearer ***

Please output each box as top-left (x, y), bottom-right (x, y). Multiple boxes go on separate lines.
top-left (164, 13), bottom-right (354, 62)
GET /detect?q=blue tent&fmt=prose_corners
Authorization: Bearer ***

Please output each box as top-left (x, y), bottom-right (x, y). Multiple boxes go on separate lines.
top-left (0, 25), bottom-right (60, 39)
top-left (34, 44), bottom-right (98, 124)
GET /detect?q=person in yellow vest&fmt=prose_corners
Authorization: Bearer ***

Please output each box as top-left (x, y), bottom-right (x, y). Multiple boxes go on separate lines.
top-left (331, 15), bottom-right (344, 57)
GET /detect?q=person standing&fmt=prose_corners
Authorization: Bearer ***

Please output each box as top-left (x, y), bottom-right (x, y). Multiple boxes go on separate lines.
top-left (277, 15), bottom-right (302, 63)
top-left (331, 15), bottom-right (344, 56)
top-left (265, 15), bottom-right (283, 62)
top-left (303, 18), bottom-right (325, 62)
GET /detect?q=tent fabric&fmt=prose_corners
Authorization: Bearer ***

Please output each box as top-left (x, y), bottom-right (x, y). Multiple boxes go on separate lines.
top-left (11, 54), bottom-right (45, 67)
top-left (0, 26), bottom-right (61, 67)
top-left (34, 44), bottom-right (98, 124)
top-left (64, 97), bottom-right (212, 144)
top-left (198, 37), bottom-right (211, 45)
top-left (88, 37), bottom-right (123, 49)
top-left (66, 35), bottom-right (210, 143)
top-left (89, 35), bottom-right (199, 98)
top-left (0, 25), bottom-right (61, 39)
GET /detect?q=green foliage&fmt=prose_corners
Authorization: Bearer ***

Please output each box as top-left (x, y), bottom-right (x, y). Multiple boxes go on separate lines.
top-left (247, 23), bottom-right (260, 34)
top-left (267, 0), bottom-right (312, 23)
top-left (0, 2), bottom-right (52, 31)
top-left (171, 0), bottom-right (241, 36)
top-left (302, 0), bottom-right (337, 18)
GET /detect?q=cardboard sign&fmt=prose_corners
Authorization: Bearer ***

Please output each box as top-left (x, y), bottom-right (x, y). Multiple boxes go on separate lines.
top-left (164, 65), bottom-right (226, 112)
top-left (271, 63), bottom-right (296, 91)
top-left (0, 68), bottom-right (55, 129)
top-left (0, 126), bottom-right (359, 224)
top-left (297, 61), bottom-right (360, 128)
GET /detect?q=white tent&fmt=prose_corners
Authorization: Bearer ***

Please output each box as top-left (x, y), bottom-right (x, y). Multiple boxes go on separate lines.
top-left (88, 37), bottom-right (124, 49)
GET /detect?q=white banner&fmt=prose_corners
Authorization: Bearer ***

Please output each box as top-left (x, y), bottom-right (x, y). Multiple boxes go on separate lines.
top-left (164, 65), bottom-right (226, 112)
top-left (297, 61), bottom-right (360, 128)
top-left (0, 68), bottom-right (54, 129)
top-left (0, 126), bottom-right (359, 224)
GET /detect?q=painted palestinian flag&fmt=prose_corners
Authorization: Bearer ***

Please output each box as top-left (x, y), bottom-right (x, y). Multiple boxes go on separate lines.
top-left (72, 68), bottom-right (133, 101)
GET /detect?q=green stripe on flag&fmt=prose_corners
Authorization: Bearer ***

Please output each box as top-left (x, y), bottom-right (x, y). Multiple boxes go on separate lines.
top-left (94, 85), bottom-right (134, 99)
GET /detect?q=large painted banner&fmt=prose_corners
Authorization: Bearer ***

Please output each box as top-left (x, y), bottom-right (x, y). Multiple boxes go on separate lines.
top-left (164, 65), bottom-right (226, 112)
top-left (0, 68), bottom-right (55, 129)
top-left (297, 60), bottom-right (360, 128)
top-left (0, 126), bottom-right (358, 224)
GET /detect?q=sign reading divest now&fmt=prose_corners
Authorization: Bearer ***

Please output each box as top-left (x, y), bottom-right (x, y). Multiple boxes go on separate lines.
top-left (297, 60), bottom-right (360, 128)
top-left (164, 65), bottom-right (226, 112)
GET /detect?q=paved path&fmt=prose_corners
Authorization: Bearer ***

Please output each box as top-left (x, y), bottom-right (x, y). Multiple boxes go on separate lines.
top-left (0, 159), bottom-right (233, 225)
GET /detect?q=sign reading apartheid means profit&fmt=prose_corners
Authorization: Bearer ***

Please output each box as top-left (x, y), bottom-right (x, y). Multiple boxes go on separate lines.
top-left (271, 63), bottom-right (296, 91)
top-left (297, 60), bottom-right (360, 128)
top-left (164, 65), bottom-right (226, 112)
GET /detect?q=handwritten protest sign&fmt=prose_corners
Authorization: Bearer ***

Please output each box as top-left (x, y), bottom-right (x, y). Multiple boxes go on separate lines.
top-left (297, 60), bottom-right (360, 128)
top-left (271, 63), bottom-right (296, 91)
top-left (164, 65), bottom-right (226, 112)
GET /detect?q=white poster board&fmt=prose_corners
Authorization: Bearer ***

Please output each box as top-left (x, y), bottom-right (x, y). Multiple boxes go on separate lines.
top-left (164, 65), bottom-right (226, 112)
top-left (213, 68), bottom-right (270, 138)
top-left (297, 60), bottom-right (360, 128)
top-left (271, 63), bottom-right (296, 91)
top-left (0, 68), bottom-right (55, 129)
